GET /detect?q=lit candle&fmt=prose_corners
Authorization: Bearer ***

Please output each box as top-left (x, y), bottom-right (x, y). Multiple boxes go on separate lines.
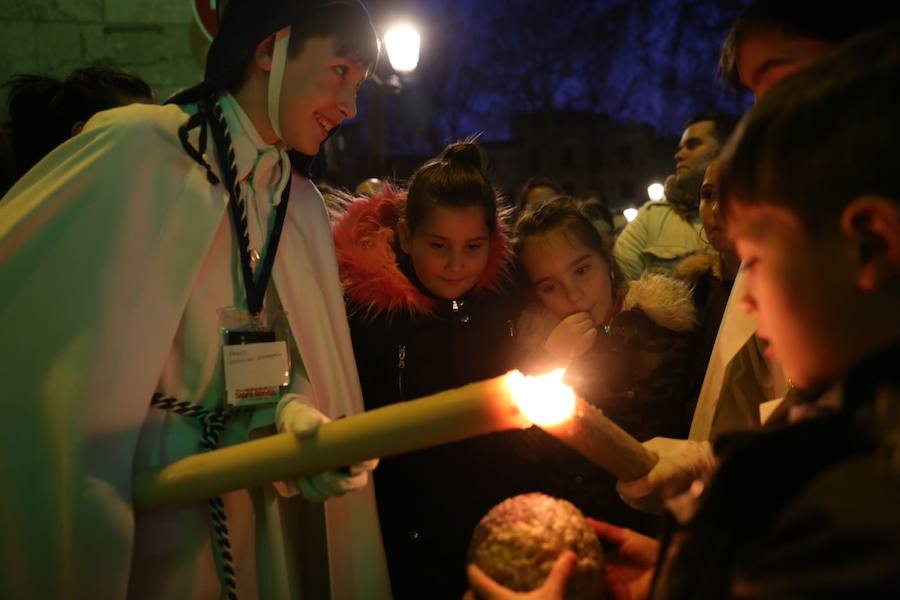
top-left (510, 369), bottom-right (659, 482)
top-left (134, 372), bottom-right (531, 510)
top-left (134, 369), bottom-right (657, 510)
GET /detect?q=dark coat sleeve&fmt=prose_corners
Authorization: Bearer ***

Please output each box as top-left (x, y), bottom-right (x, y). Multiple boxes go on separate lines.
top-left (730, 452), bottom-right (900, 599)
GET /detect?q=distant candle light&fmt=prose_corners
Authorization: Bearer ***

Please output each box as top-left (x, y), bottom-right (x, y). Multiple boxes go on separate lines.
top-left (623, 207), bottom-right (639, 223)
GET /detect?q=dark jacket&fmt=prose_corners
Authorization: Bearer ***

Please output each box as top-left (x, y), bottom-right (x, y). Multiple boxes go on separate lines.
top-left (514, 273), bottom-right (698, 535)
top-left (333, 189), bottom-right (527, 599)
top-left (674, 251), bottom-right (737, 429)
top-left (517, 272), bottom-right (698, 441)
top-left (656, 342), bottom-right (900, 599)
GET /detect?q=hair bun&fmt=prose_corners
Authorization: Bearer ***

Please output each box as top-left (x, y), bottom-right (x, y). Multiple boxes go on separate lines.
top-left (439, 140), bottom-right (487, 172)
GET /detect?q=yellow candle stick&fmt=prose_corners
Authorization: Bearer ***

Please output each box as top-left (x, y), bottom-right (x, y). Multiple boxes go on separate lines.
top-left (135, 369), bottom-right (658, 511)
top-left (134, 372), bottom-right (530, 510)
top-left (510, 369), bottom-right (659, 482)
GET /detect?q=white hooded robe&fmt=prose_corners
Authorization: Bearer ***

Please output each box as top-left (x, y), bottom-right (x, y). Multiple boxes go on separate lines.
top-left (0, 101), bottom-right (390, 599)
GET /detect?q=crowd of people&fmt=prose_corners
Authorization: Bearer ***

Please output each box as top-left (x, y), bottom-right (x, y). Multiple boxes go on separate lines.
top-left (1, 0), bottom-right (899, 599)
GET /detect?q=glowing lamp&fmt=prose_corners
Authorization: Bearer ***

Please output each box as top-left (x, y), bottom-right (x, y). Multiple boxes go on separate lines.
top-left (384, 24), bottom-right (421, 73)
top-left (647, 182), bottom-right (664, 201)
top-left (623, 207), bottom-right (639, 222)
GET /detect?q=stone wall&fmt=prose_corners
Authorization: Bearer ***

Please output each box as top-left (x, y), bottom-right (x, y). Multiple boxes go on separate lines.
top-left (0, 0), bottom-right (208, 118)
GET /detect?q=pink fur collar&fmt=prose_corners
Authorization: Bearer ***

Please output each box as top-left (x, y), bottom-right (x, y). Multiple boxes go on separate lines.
top-left (332, 187), bottom-right (512, 319)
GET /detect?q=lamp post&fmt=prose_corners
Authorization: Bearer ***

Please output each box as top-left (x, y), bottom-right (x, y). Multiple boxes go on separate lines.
top-left (365, 22), bottom-right (421, 179)
top-left (384, 23), bottom-right (421, 73)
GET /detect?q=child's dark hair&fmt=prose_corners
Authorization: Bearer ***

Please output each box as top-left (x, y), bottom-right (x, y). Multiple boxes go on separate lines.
top-left (718, 0), bottom-right (900, 91)
top-left (514, 196), bottom-right (623, 287)
top-left (405, 140), bottom-right (500, 234)
top-left (579, 196), bottom-right (614, 231)
top-left (224, 1), bottom-right (379, 94)
top-left (288, 2), bottom-right (379, 68)
top-left (516, 176), bottom-right (564, 214)
top-left (719, 24), bottom-right (900, 234)
top-left (5, 67), bottom-right (153, 177)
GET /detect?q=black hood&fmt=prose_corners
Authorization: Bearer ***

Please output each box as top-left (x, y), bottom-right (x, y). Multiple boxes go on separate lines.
top-left (167, 0), bottom-right (368, 106)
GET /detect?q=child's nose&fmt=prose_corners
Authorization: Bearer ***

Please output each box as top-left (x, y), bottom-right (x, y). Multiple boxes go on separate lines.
top-left (739, 289), bottom-right (758, 315)
top-left (446, 249), bottom-right (465, 272)
top-left (338, 87), bottom-right (358, 121)
top-left (565, 283), bottom-right (583, 305)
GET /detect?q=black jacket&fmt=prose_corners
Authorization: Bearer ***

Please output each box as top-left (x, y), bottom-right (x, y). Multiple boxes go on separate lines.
top-left (656, 342), bottom-right (900, 599)
top-left (333, 190), bottom-right (529, 599)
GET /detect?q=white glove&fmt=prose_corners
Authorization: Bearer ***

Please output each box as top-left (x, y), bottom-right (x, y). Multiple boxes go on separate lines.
top-left (616, 437), bottom-right (717, 514)
top-left (277, 393), bottom-right (327, 437)
top-left (275, 394), bottom-right (379, 502)
top-left (297, 458), bottom-right (379, 502)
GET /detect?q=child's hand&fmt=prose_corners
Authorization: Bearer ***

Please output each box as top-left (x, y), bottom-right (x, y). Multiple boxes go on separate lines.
top-left (588, 519), bottom-right (657, 600)
top-left (544, 312), bottom-right (597, 361)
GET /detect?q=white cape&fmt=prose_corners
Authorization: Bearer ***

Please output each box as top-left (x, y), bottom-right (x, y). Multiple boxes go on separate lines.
top-left (689, 270), bottom-right (789, 441)
top-left (0, 103), bottom-right (389, 598)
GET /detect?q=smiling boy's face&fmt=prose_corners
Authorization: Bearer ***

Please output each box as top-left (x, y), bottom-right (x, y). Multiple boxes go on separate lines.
top-left (727, 202), bottom-right (858, 389)
top-left (277, 36), bottom-right (368, 155)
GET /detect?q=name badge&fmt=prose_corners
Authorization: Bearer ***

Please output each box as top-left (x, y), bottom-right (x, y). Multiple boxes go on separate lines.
top-left (219, 306), bottom-right (292, 407)
top-left (223, 341), bottom-right (290, 406)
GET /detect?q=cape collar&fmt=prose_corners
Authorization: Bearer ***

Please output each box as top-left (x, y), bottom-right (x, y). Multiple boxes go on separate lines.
top-left (217, 93), bottom-right (290, 205)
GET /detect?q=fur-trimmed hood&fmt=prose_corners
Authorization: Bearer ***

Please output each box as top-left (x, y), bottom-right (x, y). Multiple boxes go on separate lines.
top-left (673, 251), bottom-right (723, 284)
top-left (332, 187), bottom-right (512, 319)
top-left (517, 271), bottom-right (697, 351)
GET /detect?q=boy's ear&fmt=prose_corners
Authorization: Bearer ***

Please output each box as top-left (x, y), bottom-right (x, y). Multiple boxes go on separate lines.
top-left (840, 195), bottom-right (900, 291)
top-left (253, 34), bottom-right (277, 72)
top-left (397, 218), bottom-right (412, 254)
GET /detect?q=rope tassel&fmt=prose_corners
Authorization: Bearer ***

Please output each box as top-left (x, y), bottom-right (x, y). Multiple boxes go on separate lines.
top-left (151, 393), bottom-right (252, 600)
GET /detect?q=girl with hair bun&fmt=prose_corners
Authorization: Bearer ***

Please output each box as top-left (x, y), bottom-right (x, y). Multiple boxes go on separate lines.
top-left (333, 139), bottom-right (526, 598)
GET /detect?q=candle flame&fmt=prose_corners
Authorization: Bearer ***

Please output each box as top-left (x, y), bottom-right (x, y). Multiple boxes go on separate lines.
top-left (507, 369), bottom-right (576, 426)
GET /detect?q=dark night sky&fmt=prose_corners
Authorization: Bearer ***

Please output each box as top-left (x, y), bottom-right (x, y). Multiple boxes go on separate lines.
top-left (361, 0), bottom-right (751, 154)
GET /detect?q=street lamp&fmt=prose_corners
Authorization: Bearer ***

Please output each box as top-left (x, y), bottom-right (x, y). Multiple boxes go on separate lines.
top-left (623, 208), bottom-right (639, 222)
top-left (356, 21), bottom-right (421, 183)
top-left (384, 23), bottom-right (421, 73)
top-left (647, 182), bottom-right (664, 202)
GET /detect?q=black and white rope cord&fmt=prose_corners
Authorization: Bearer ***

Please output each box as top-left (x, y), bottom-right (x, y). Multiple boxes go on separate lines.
top-left (150, 393), bottom-right (254, 600)
top-left (210, 102), bottom-right (253, 261)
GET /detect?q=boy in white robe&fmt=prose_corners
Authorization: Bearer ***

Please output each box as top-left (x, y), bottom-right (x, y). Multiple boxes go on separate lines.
top-left (0, 1), bottom-right (390, 598)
